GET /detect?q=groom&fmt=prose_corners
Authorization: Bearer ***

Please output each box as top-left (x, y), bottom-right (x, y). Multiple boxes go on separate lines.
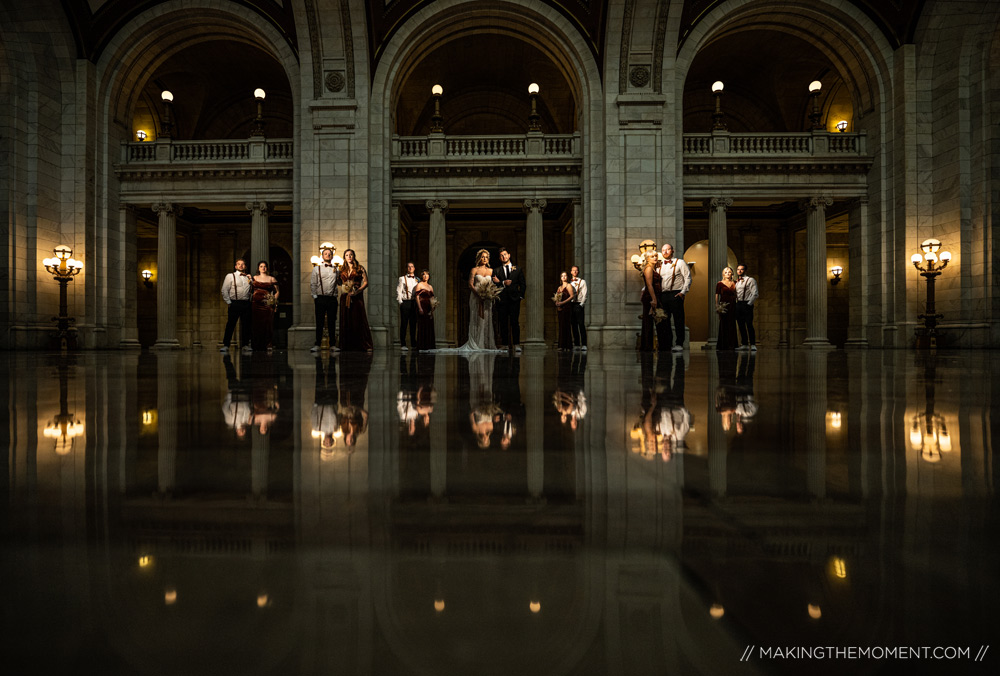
top-left (493, 247), bottom-right (525, 351)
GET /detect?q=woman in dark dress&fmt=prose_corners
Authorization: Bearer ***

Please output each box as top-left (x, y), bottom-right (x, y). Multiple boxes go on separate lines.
top-left (639, 252), bottom-right (661, 351)
top-left (250, 260), bottom-right (279, 352)
top-left (715, 266), bottom-right (739, 350)
top-left (414, 269), bottom-right (436, 350)
top-left (338, 249), bottom-right (373, 351)
top-left (554, 271), bottom-right (575, 350)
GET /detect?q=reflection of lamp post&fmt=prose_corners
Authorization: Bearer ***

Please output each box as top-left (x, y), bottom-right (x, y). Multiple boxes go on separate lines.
top-left (911, 356), bottom-right (951, 463)
top-left (43, 245), bottom-right (83, 351)
top-left (43, 361), bottom-right (84, 456)
top-left (808, 80), bottom-right (823, 130)
top-left (910, 238), bottom-right (952, 348)
top-left (527, 82), bottom-right (541, 132)
top-left (250, 88), bottom-right (266, 137)
top-left (430, 84), bottom-right (444, 133)
top-left (630, 239), bottom-right (657, 272)
top-left (160, 90), bottom-right (174, 139)
top-left (711, 81), bottom-right (726, 131)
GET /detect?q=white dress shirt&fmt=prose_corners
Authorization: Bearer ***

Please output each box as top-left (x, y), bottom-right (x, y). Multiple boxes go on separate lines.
top-left (221, 271), bottom-right (252, 304)
top-left (735, 276), bottom-right (759, 305)
top-left (311, 402), bottom-right (339, 436)
top-left (222, 393), bottom-right (252, 430)
top-left (570, 278), bottom-right (588, 305)
top-left (311, 263), bottom-right (340, 299)
top-left (659, 258), bottom-right (692, 294)
top-left (658, 406), bottom-right (692, 446)
top-left (396, 274), bottom-right (419, 304)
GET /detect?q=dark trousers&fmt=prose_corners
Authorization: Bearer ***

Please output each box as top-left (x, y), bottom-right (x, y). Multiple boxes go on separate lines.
top-left (223, 300), bottom-right (251, 348)
top-left (314, 295), bottom-right (338, 346)
top-left (735, 301), bottom-right (756, 346)
top-left (570, 303), bottom-right (587, 346)
top-left (399, 299), bottom-right (417, 347)
top-left (497, 299), bottom-right (522, 346)
top-left (656, 290), bottom-right (685, 350)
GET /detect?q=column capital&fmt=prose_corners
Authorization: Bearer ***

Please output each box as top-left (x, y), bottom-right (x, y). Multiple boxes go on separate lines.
top-left (702, 197), bottom-right (733, 212)
top-left (152, 202), bottom-right (179, 216)
top-left (523, 198), bottom-right (547, 213)
top-left (799, 196), bottom-right (833, 212)
top-left (246, 200), bottom-right (271, 214)
top-left (425, 199), bottom-right (449, 213)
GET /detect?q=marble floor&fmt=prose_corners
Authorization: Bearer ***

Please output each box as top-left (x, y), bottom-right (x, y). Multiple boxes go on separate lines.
top-left (2, 348), bottom-right (997, 675)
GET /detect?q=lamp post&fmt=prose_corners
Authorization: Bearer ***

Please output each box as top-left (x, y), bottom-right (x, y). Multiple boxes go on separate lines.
top-left (160, 90), bottom-right (174, 139)
top-left (711, 81), bottom-right (727, 131)
top-left (43, 245), bottom-right (83, 351)
top-left (250, 88), bottom-right (266, 137)
top-left (430, 84), bottom-right (444, 133)
top-left (808, 80), bottom-right (823, 130)
top-left (527, 82), bottom-right (541, 132)
top-left (910, 238), bottom-right (952, 348)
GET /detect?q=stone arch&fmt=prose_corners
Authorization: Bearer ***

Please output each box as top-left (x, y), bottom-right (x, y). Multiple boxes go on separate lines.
top-left (368, 0), bottom-right (606, 345)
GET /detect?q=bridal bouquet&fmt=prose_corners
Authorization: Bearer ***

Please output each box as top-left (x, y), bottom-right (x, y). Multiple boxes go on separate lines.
top-left (716, 301), bottom-right (729, 314)
top-left (473, 278), bottom-right (501, 302)
top-left (650, 307), bottom-right (667, 324)
top-left (551, 291), bottom-right (563, 304)
top-left (264, 292), bottom-right (278, 309)
top-left (429, 297), bottom-right (439, 313)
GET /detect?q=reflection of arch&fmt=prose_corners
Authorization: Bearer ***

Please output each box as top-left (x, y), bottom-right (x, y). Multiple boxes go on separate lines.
top-left (368, 0), bottom-right (605, 339)
top-left (455, 241), bottom-right (501, 346)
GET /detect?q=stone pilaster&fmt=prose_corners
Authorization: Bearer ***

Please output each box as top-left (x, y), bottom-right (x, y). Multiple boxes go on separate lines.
top-left (152, 203), bottom-right (180, 349)
top-left (800, 197), bottom-right (834, 348)
top-left (118, 205), bottom-right (141, 348)
top-left (704, 197), bottom-right (733, 349)
top-left (846, 197), bottom-right (869, 347)
top-left (247, 201), bottom-right (271, 272)
top-left (523, 199), bottom-right (547, 345)
top-left (426, 200), bottom-right (449, 343)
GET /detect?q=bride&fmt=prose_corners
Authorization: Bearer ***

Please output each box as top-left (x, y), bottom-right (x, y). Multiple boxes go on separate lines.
top-left (431, 249), bottom-right (501, 352)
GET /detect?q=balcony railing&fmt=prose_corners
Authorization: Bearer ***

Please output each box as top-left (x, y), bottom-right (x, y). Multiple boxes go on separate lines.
top-left (682, 132), bottom-right (867, 157)
top-left (119, 138), bottom-right (294, 164)
top-left (392, 132), bottom-right (581, 160)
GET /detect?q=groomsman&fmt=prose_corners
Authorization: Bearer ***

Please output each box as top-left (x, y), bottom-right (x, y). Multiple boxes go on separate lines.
top-left (396, 262), bottom-right (419, 350)
top-left (569, 265), bottom-right (588, 351)
top-left (310, 247), bottom-right (340, 352)
top-left (220, 258), bottom-right (253, 353)
top-left (734, 264), bottom-right (758, 351)
top-left (493, 247), bottom-right (526, 351)
top-left (657, 243), bottom-right (691, 352)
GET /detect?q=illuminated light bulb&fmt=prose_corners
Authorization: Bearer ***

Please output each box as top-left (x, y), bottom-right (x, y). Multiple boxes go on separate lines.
top-left (712, 81), bottom-right (724, 93)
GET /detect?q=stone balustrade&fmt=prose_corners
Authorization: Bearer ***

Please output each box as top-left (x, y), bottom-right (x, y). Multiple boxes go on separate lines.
top-left (120, 138), bottom-right (294, 164)
top-left (683, 131), bottom-right (867, 156)
top-left (393, 132), bottom-right (580, 160)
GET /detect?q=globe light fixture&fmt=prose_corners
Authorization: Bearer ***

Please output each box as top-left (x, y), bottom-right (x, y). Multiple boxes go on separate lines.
top-left (911, 238), bottom-right (952, 347)
top-left (527, 83), bottom-right (541, 131)
top-left (160, 91), bottom-right (174, 138)
top-left (250, 88), bottom-right (267, 137)
top-left (136, 129), bottom-right (148, 141)
top-left (43, 245), bottom-right (83, 350)
top-left (830, 265), bottom-right (843, 285)
top-left (711, 80), bottom-right (727, 130)
top-left (836, 119), bottom-right (848, 132)
top-left (808, 80), bottom-right (823, 129)
top-left (430, 84), bottom-right (444, 132)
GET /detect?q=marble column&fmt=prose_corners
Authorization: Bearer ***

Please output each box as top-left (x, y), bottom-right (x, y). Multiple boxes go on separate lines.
top-left (156, 352), bottom-right (178, 495)
top-left (152, 202), bottom-right (180, 349)
top-left (523, 199), bottom-right (546, 346)
top-left (704, 197), bottom-right (733, 350)
top-left (846, 197), bottom-right (869, 347)
top-left (119, 204), bottom-right (140, 348)
top-left (800, 196), bottom-right (834, 348)
top-left (248, 201), bottom-right (271, 272)
top-left (525, 351), bottom-right (544, 499)
top-left (426, 200), bottom-right (448, 343)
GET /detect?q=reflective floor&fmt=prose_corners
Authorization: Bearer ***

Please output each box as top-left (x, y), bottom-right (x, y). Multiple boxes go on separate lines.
top-left (2, 348), bottom-right (997, 675)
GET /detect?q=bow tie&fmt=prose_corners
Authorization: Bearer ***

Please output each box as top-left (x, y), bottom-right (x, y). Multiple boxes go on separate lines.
top-left (406, 275), bottom-right (414, 278)
top-left (323, 264), bottom-right (333, 267)
top-left (663, 259), bottom-right (672, 264)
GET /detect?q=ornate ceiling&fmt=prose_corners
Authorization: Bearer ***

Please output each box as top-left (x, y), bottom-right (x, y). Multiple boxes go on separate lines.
top-left (58, 0), bottom-right (926, 69)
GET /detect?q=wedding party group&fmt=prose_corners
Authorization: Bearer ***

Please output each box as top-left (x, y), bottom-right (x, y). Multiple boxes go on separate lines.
top-left (220, 246), bottom-right (591, 353)
top-left (638, 242), bottom-right (759, 352)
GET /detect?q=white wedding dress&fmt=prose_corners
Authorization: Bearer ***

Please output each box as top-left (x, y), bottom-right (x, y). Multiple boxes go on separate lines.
top-left (430, 273), bottom-right (500, 352)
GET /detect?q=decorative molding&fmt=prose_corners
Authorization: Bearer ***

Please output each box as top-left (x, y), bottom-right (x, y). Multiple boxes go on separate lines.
top-left (652, 1), bottom-right (669, 93)
top-left (151, 202), bottom-right (176, 215)
top-left (629, 65), bottom-right (650, 88)
top-left (703, 197), bottom-right (733, 211)
top-left (325, 71), bottom-right (346, 93)
top-left (523, 198), bottom-right (548, 213)
top-left (425, 199), bottom-right (449, 213)
top-left (246, 201), bottom-right (271, 214)
top-left (340, 0), bottom-right (356, 99)
top-left (303, 0), bottom-right (323, 99)
top-left (118, 167), bottom-right (293, 181)
top-left (392, 163), bottom-right (582, 178)
top-left (684, 161), bottom-right (872, 175)
top-left (618, 0), bottom-right (636, 95)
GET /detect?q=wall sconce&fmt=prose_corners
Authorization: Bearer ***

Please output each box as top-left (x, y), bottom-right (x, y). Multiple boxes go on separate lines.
top-left (830, 265), bottom-right (843, 285)
top-left (910, 238), bottom-right (951, 346)
top-left (527, 82), bottom-right (541, 131)
top-left (160, 90), bottom-right (174, 139)
top-left (630, 239), bottom-right (657, 272)
top-left (141, 269), bottom-right (153, 288)
top-left (711, 80), bottom-right (727, 131)
top-left (136, 129), bottom-right (148, 142)
top-left (836, 120), bottom-right (848, 132)
top-left (808, 80), bottom-right (823, 130)
top-left (250, 88), bottom-right (266, 137)
top-left (430, 84), bottom-right (444, 133)
top-left (43, 245), bottom-right (83, 350)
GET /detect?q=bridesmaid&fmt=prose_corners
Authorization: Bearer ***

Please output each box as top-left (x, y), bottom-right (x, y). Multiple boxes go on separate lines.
top-left (250, 260), bottom-right (278, 352)
top-left (553, 271), bottom-right (575, 350)
top-left (338, 249), bottom-right (373, 351)
top-left (639, 252), bottom-right (660, 351)
top-left (715, 266), bottom-right (739, 350)
top-left (414, 269), bottom-right (436, 350)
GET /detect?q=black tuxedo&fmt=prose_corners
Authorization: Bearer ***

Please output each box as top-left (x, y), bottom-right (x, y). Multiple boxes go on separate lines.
top-left (493, 262), bottom-right (525, 346)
